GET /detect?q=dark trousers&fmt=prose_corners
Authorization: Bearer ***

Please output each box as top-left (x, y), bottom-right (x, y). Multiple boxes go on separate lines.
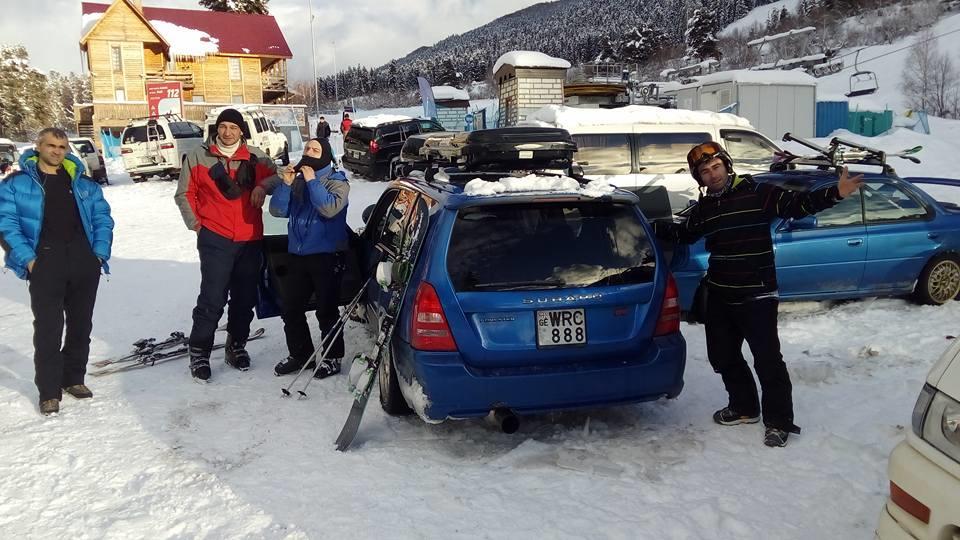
top-left (29, 241), bottom-right (102, 402)
top-left (189, 227), bottom-right (261, 352)
top-left (704, 295), bottom-right (795, 431)
top-left (280, 252), bottom-right (344, 362)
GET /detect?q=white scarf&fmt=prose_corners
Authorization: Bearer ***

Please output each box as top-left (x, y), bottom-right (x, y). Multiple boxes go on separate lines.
top-left (215, 137), bottom-right (241, 158)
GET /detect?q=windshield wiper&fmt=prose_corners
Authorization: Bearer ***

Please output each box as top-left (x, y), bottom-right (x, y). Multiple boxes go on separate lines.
top-left (470, 279), bottom-right (566, 291)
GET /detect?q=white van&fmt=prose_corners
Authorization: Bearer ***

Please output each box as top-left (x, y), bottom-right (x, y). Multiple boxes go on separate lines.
top-left (203, 105), bottom-right (290, 164)
top-left (120, 115), bottom-right (204, 182)
top-left (876, 339), bottom-right (960, 539)
top-left (526, 105), bottom-right (782, 213)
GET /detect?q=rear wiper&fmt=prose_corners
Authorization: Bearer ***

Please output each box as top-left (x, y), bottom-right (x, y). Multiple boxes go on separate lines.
top-left (471, 279), bottom-right (565, 291)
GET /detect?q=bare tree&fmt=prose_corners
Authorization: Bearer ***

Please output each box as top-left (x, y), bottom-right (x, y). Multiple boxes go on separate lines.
top-left (901, 30), bottom-right (960, 117)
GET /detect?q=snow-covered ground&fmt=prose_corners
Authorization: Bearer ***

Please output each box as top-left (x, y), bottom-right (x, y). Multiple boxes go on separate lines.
top-left (0, 120), bottom-right (958, 538)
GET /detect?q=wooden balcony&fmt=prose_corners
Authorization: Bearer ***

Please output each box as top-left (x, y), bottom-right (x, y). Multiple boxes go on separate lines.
top-left (145, 69), bottom-right (195, 91)
top-left (262, 72), bottom-right (288, 94)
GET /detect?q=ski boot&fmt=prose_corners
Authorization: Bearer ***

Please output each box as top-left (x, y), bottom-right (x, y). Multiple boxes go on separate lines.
top-left (224, 334), bottom-right (251, 371)
top-left (189, 346), bottom-right (212, 382)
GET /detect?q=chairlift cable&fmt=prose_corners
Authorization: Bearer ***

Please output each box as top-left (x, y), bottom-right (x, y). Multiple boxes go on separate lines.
top-left (826, 27), bottom-right (960, 73)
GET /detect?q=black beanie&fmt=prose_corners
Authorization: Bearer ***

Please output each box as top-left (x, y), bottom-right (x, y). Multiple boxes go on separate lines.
top-left (215, 108), bottom-right (249, 138)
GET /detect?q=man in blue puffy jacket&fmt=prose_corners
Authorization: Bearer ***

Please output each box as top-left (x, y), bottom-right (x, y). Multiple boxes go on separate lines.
top-left (269, 138), bottom-right (350, 379)
top-left (0, 128), bottom-right (114, 416)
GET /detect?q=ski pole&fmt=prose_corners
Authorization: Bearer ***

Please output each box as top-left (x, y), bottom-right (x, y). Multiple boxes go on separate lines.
top-left (281, 278), bottom-right (371, 397)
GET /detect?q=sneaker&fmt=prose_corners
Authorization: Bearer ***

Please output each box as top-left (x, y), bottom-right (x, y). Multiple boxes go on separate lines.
top-left (40, 399), bottom-right (60, 416)
top-left (764, 427), bottom-right (789, 447)
top-left (224, 334), bottom-right (251, 371)
top-left (63, 384), bottom-right (93, 399)
top-left (712, 407), bottom-right (760, 426)
top-left (190, 347), bottom-right (211, 382)
top-left (313, 357), bottom-right (342, 379)
top-left (274, 356), bottom-right (316, 376)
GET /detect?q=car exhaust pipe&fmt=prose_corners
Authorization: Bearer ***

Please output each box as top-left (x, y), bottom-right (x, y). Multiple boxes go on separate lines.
top-left (492, 407), bottom-right (520, 434)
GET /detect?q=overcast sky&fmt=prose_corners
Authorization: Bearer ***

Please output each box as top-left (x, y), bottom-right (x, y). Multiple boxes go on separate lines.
top-left (3, 0), bottom-right (546, 81)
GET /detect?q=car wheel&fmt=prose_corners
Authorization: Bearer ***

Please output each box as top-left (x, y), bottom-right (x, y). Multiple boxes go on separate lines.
top-left (132, 175), bottom-right (146, 183)
top-left (378, 345), bottom-right (413, 416)
top-left (913, 253), bottom-right (960, 305)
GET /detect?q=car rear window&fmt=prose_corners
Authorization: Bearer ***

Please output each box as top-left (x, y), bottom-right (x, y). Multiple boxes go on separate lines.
top-left (169, 122), bottom-right (202, 139)
top-left (122, 125), bottom-right (167, 144)
top-left (346, 127), bottom-right (374, 144)
top-left (447, 202), bottom-right (656, 291)
top-left (72, 140), bottom-right (96, 153)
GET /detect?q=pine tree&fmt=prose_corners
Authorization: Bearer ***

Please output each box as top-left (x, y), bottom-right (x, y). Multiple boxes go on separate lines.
top-left (595, 34), bottom-right (621, 63)
top-left (198, 0), bottom-right (269, 15)
top-left (622, 25), bottom-right (667, 65)
top-left (198, 0), bottom-right (230, 11)
top-left (685, 6), bottom-right (721, 62)
top-left (436, 59), bottom-right (461, 86)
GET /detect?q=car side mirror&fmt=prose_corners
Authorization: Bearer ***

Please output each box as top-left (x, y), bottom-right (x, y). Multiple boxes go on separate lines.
top-left (785, 215), bottom-right (817, 231)
top-left (362, 204), bottom-right (375, 224)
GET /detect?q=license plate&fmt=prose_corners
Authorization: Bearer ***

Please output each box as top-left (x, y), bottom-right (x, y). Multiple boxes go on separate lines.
top-left (536, 309), bottom-right (587, 347)
top-left (349, 149), bottom-right (362, 158)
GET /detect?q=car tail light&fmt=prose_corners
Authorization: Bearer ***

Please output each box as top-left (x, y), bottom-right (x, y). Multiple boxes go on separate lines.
top-left (889, 481), bottom-right (930, 524)
top-left (411, 282), bottom-right (457, 351)
top-left (121, 148), bottom-right (132, 154)
top-left (369, 139), bottom-right (379, 154)
top-left (160, 143), bottom-right (174, 150)
top-left (654, 273), bottom-right (681, 336)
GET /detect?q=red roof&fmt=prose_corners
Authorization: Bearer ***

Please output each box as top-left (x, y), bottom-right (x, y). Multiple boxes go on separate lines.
top-left (81, 2), bottom-right (292, 58)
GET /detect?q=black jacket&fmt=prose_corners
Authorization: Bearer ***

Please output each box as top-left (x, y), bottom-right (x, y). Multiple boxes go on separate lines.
top-left (315, 122), bottom-right (332, 139)
top-left (655, 174), bottom-right (842, 302)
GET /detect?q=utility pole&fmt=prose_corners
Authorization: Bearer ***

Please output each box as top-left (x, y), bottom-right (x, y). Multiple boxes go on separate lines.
top-left (307, 0), bottom-right (320, 114)
top-left (332, 40), bottom-right (340, 104)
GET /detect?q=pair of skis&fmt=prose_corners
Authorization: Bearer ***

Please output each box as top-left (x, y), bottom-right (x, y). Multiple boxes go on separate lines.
top-left (334, 194), bottom-right (430, 451)
top-left (90, 328), bottom-right (266, 377)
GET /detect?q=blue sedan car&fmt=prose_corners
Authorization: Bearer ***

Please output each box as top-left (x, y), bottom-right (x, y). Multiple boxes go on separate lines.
top-left (666, 171), bottom-right (960, 316)
top-left (358, 177), bottom-right (686, 427)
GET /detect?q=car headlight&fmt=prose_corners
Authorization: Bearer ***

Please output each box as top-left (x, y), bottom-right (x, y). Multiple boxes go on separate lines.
top-left (913, 383), bottom-right (960, 463)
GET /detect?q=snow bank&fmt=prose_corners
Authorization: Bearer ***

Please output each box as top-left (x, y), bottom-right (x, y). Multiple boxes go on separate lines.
top-left (527, 104), bottom-right (753, 129)
top-left (352, 114), bottom-right (414, 128)
top-left (432, 85), bottom-right (470, 101)
top-left (493, 51), bottom-right (571, 74)
top-left (149, 20), bottom-right (220, 57)
top-left (720, 0), bottom-right (801, 37)
top-left (463, 174), bottom-right (614, 197)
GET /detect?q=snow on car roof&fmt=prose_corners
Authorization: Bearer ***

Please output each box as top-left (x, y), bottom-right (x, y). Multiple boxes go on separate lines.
top-left (352, 114), bottom-right (415, 128)
top-left (462, 174), bottom-right (615, 198)
top-left (432, 86), bottom-right (470, 101)
top-left (493, 51), bottom-right (572, 74)
top-left (526, 104), bottom-right (753, 129)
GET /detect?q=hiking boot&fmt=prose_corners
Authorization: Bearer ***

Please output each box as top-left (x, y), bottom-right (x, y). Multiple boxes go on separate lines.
top-left (224, 334), bottom-right (251, 371)
top-left (764, 427), bottom-right (789, 447)
top-left (63, 384), bottom-right (93, 399)
top-left (712, 407), bottom-right (760, 426)
top-left (274, 356), bottom-right (316, 376)
top-left (189, 347), bottom-right (211, 382)
top-left (313, 357), bottom-right (342, 379)
top-left (40, 399), bottom-right (60, 416)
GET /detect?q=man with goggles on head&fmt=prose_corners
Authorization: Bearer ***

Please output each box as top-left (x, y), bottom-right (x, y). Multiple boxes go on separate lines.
top-left (653, 141), bottom-right (863, 447)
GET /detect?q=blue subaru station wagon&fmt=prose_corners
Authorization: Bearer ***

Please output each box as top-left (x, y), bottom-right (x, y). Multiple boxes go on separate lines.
top-left (354, 128), bottom-right (686, 428)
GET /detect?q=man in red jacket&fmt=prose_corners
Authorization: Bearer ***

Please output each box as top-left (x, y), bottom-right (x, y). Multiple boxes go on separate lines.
top-left (174, 108), bottom-right (278, 382)
top-left (339, 113), bottom-right (352, 136)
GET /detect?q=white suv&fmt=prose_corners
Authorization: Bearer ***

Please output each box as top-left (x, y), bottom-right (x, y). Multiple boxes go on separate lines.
top-left (203, 106), bottom-right (290, 164)
top-left (120, 115), bottom-right (204, 182)
top-left (876, 339), bottom-right (960, 539)
top-left (70, 137), bottom-right (108, 184)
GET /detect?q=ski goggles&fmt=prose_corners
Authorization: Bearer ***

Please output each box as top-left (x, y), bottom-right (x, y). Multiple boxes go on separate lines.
top-left (686, 141), bottom-right (727, 169)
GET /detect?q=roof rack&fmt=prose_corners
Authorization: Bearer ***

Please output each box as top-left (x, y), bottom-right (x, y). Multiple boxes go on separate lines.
top-left (771, 133), bottom-right (921, 176)
top-left (126, 112), bottom-right (185, 125)
top-left (415, 127), bottom-right (585, 185)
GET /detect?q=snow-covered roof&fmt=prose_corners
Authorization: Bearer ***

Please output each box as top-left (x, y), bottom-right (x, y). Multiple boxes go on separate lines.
top-left (149, 20), bottom-right (220, 57)
top-left (526, 105), bottom-right (753, 129)
top-left (353, 114), bottom-right (415, 128)
top-left (682, 69), bottom-right (817, 88)
top-left (81, 12), bottom-right (102, 37)
top-left (463, 175), bottom-right (615, 198)
top-left (493, 51), bottom-right (571, 75)
top-left (431, 86), bottom-right (470, 101)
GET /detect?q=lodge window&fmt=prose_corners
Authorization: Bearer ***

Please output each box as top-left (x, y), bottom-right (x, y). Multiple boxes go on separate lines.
top-left (111, 46), bottom-right (122, 72)
top-left (229, 58), bottom-right (241, 81)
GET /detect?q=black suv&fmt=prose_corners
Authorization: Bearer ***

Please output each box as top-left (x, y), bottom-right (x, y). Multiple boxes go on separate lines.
top-left (342, 118), bottom-right (445, 180)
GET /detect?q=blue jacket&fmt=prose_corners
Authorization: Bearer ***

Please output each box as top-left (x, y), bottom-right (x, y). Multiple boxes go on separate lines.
top-left (0, 150), bottom-right (114, 280)
top-left (269, 165), bottom-right (349, 255)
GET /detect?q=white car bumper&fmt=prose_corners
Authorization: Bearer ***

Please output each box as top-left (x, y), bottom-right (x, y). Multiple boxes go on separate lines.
top-left (876, 439), bottom-right (960, 539)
